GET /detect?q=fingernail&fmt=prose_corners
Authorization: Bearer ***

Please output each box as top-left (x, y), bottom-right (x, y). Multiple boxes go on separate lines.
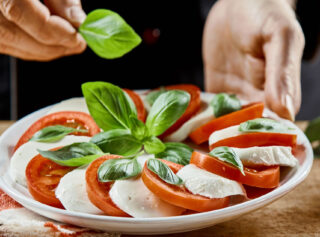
top-left (68, 6), bottom-right (86, 27)
top-left (284, 94), bottom-right (295, 121)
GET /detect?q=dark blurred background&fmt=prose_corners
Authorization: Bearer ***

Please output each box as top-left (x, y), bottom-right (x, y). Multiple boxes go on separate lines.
top-left (0, 0), bottom-right (319, 120)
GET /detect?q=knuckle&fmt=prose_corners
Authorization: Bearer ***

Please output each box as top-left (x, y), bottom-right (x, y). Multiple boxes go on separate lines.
top-left (0, 0), bottom-right (23, 23)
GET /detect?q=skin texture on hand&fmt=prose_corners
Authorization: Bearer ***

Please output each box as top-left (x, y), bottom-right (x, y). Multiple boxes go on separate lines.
top-left (203, 0), bottom-right (305, 121)
top-left (0, 0), bottom-right (86, 61)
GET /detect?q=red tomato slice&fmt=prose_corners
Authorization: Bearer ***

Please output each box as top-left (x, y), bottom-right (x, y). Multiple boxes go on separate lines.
top-left (189, 102), bottom-right (264, 145)
top-left (190, 151), bottom-right (280, 188)
top-left (157, 84), bottom-right (201, 138)
top-left (141, 159), bottom-right (230, 212)
top-left (209, 132), bottom-right (297, 151)
top-left (26, 152), bottom-right (75, 208)
top-left (123, 89), bottom-right (147, 122)
top-left (14, 111), bottom-right (100, 152)
top-left (85, 155), bottom-right (130, 217)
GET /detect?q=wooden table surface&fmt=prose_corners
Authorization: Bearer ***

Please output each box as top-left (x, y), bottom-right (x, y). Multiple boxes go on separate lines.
top-left (1, 121), bottom-right (319, 237)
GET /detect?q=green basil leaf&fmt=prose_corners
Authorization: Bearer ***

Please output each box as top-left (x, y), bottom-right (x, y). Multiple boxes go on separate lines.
top-left (210, 146), bottom-right (244, 175)
top-left (146, 90), bottom-right (190, 136)
top-left (143, 136), bottom-right (166, 154)
top-left (130, 115), bottom-right (147, 141)
top-left (155, 142), bottom-right (193, 165)
top-left (147, 159), bottom-right (183, 185)
top-left (37, 142), bottom-right (104, 167)
top-left (30, 125), bottom-right (88, 143)
top-left (98, 157), bottom-right (141, 182)
top-left (210, 93), bottom-right (241, 117)
top-left (146, 87), bottom-right (167, 106)
top-left (239, 118), bottom-right (294, 133)
top-left (91, 129), bottom-right (142, 156)
top-left (79, 9), bottom-right (141, 59)
top-left (313, 145), bottom-right (320, 158)
top-left (305, 116), bottom-right (320, 142)
top-left (82, 81), bottom-right (137, 131)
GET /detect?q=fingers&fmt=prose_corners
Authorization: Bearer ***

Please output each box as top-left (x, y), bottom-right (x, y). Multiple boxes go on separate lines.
top-left (0, 0), bottom-right (85, 48)
top-left (0, 13), bottom-right (84, 61)
top-left (44, 0), bottom-right (86, 28)
top-left (263, 17), bottom-right (305, 121)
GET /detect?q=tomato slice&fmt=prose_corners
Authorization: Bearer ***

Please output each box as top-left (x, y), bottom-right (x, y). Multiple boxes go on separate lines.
top-left (123, 89), bottom-right (147, 122)
top-left (14, 111), bottom-right (100, 152)
top-left (141, 159), bottom-right (230, 212)
top-left (189, 102), bottom-right (264, 145)
top-left (209, 132), bottom-right (297, 151)
top-left (85, 155), bottom-right (130, 217)
top-left (156, 84), bottom-right (201, 138)
top-left (26, 152), bottom-right (74, 208)
top-left (190, 151), bottom-right (280, 188)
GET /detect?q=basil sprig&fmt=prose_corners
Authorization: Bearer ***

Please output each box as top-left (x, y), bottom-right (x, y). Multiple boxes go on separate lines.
top-left (211, 93), bottom-right (241, 117)
top-left (239, 118), bottom-right (294, 133)
top-left (147, 159), bottom-right (183, 185)
top-left (146, 87), bottom-right (167, 106)
top-left (98, 154), bottom-right (142, 182)
top-left (30, 125), bottom-right (88, 143)
top-left (143, 136), bottom-right (166, 154)
top-left (90, 129), bottom-right (142, 156)
top-left (155, 142), bottom-right (193, 165)
top-left (82, 81), bottom-right (137, 131)
top-left (210, 146), bottom-right (244, 175)
top-left (146, 90), bottom-right (190, 137)
top-left (37, 142), bottom-right (104, 167)
top-left (79, 9), bottom-right (141, 59)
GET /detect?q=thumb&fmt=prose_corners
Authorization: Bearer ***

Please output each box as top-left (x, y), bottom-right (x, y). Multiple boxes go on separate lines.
top-left (44, 0), bottom-right (86, 28)
top-left (263, 19), bottom-right (304, 121)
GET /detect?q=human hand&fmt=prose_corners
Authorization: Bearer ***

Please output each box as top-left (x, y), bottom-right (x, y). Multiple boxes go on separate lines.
top-left (203, 0), bottom-right (305, 121)
top-left (0, 0), bottom-right (86, 61)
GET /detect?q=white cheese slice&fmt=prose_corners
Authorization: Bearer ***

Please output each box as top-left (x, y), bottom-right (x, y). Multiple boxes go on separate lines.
top-left (209, 125), bottom-right (242, 146)
top-left (47, 97), bottom-right (89, 114)
top-left (109, 154), bottom-right (185, 218)
top-left (10, 135), bottom-right (90, 187)
top-left (177, 164), bottom-right (245, 199)
top-left (233, 146), bottom-right (298, 167)
top-left (165, 93), bottom-right (215, 142)
top-left (55, 167), bottom-right (103, 214)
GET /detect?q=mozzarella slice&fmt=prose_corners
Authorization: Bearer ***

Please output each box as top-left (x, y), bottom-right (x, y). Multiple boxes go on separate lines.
top-left (109, 154), bottom-right (185, 218)
top-left (177, 164), bottom-right (245, 199)
top-left (233, 146), bottom-right (298, 167)
top-left (55, 167), bottom-right (103, 214)
top-left (165, 93), bottom-right (215, 142)
top-left (209, 125), bottom-right (242, 146)
top-left (10, 135), bottom-right (90, 187)
top-left (47, 97), bottom-right (89, 114)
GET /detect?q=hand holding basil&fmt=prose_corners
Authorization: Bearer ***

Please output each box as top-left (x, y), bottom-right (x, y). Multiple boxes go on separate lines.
top-left (79, 9), bottom-right (141, 59)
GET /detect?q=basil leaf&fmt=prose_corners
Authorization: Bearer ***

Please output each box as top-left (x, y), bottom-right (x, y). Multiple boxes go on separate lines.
top-left (91, 129), bottom-right (142, 156)
top-left (79, 9), bottom-right (141, 59)
top-left (239, 118), bottom-right (294, 133)
top-left (143, 136), bottom-right (166, 154)
top-left (146, 90), bottom-right (190, 136)
top-left (98, 157), bottom-right (141, 182)
top-left (82, 81), bottom-right (137, 131)
top-left (305, 116), bottom-right (320, 142)
top-left (211, 93), bottom-right (241, 117)
top-left (313, 145), bottom-right (320, 158)
top-left (30, 125), bottom-right (88, 143)
top-left (210, 146), bottom-right (244, 175)
top-left (146, 87), bottom-right (167, 106)
top-left (37, 142), bottom-right (104, 167)
top-left (155, 142), bottom-right (193, 165)
top-left (147, 159), bottom-right (183, 185)
top-left (130, 116), bottom-right (147, 141)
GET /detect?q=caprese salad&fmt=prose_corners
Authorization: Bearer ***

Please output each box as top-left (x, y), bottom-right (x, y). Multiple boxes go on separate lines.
top-left (9, 82), bottom-right (301, 218)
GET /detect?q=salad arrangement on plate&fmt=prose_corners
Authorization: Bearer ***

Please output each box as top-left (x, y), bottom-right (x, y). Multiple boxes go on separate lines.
top-left (9, 82), bottom-right (301, 218)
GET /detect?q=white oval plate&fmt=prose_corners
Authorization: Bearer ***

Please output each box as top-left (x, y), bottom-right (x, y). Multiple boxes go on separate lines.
top-left (0, 93), bottom-right (313, 235)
